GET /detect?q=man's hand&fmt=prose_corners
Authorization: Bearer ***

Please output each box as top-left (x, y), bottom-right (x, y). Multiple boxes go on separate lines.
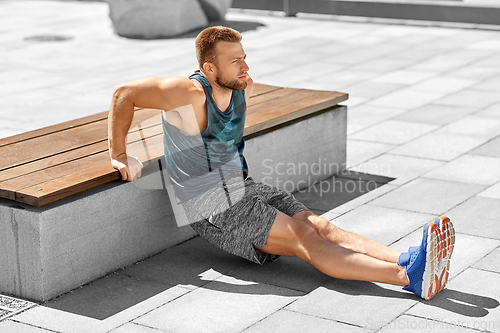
top-left (111, 154), bottom-right (143, 181)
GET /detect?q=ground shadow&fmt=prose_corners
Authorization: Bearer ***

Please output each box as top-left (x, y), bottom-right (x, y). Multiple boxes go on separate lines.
top-left (323, 278), bottom-right (499, 318)
top-left (44, 236), bottom-right (499, 321)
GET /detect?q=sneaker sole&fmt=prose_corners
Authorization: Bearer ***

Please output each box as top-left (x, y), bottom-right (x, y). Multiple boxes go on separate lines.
top-left (423, 217), bottom-right (455, 300)
top-left (435, 216), bottom-right (455, 295)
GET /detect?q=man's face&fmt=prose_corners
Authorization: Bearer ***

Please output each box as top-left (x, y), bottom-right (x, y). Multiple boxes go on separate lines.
top-left (212, 41), bottom-right (249, 91)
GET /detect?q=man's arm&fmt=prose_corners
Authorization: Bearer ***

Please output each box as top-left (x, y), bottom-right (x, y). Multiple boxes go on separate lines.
top-left (108, 76), bottom-right (199, 181)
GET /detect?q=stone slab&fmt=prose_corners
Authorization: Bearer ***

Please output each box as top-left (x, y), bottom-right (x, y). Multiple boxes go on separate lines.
top-left (286, 281), bottom-right (418, 331)
top-left (133, 279), bottom-right (302, 333)
top-left (244, 309), bottom-right (372, 333)
top-left (478, 182), bottom-right (500, 199)
top-left (369, 178), bottom-right (486, 215)
top-left (469, 136), bottom-right (500, 158)
top-left (351, 154), bottom-right (445, 186)
top-left (423, 154), bottom-right (500, 186)
top-left (349, 120), bottom-right (438, 145)
top-left (379, 314), bottom-right (481, 333)
top-left (407, 268), bottom-right (500, 333)
top-left (473, 248), bottom-right (500, 274)
top-left (390, 132), bottom-right (486, 161)
top-left (444, 196), bottom-right (500, 240)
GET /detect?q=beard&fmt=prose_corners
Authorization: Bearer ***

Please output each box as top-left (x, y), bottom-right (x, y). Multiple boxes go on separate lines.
top-left (215, 73), bottom-right (248, 91)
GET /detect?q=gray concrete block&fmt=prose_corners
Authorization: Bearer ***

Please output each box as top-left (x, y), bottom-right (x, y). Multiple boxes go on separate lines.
top-left (106, 0), bottom-right (208, 39)
top-left (245, 105), bottom-right (347, 193)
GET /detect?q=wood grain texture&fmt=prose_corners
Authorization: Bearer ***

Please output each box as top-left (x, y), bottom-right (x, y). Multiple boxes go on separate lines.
top-left (0, 84), bottom-right (347, 206)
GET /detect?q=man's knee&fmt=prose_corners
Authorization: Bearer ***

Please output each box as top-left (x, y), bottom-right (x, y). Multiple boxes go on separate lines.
top-left (290, 220), bottom-right (325, 260)
top-left (293, 211), bottom-right (338, 239)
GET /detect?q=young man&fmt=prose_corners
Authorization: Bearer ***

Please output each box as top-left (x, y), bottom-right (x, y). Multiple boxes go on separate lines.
top-left (108, 26), bottom-right (454, 300)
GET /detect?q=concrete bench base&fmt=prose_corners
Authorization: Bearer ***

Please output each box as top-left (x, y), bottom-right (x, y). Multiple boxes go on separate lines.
top-left (0, 105), bottom-right (346, 302)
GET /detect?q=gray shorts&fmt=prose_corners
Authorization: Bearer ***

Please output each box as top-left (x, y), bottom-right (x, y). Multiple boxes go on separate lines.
top-left (181, 176), bottom-right (308, 264)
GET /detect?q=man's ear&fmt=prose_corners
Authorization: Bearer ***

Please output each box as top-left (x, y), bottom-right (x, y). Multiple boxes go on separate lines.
top-left (203, 62), bottom-right (214, 73)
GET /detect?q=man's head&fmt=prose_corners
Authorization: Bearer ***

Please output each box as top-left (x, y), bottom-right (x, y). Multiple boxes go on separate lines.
top-left (195, 26), bottom-right (249, 91)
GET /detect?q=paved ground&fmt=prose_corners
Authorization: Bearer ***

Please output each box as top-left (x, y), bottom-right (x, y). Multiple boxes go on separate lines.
top-left (1, 1), bottom-right (500, 332)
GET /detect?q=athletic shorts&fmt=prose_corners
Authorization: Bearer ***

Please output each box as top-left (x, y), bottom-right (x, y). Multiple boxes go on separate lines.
top-left (181, 176), bottom-right (308, 264)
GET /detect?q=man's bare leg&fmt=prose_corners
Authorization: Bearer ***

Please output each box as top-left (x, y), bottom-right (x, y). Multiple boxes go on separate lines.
top-left (256, 211), bottom-right (409, 287)
top-left (292, 210), bottom-right (401, 264)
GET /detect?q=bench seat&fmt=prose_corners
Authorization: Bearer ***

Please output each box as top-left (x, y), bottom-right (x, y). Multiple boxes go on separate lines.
top-left (0, 84), bottom-right (347, 301)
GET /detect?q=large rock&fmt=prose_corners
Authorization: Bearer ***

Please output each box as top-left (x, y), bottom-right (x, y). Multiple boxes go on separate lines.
top-left (198, 0), bottom-right (233, 21)
top-left (106, 0), bottom-right (209, 39)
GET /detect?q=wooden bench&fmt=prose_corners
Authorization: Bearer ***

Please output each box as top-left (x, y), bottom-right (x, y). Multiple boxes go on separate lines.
top-left (0, 84), bottom-right (347, 301)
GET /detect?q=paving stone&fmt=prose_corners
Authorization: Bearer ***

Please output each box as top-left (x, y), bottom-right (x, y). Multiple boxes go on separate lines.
top-left (11, 306), bottom-right (104, 333)
top-left (351, 154), bottom-right (444, 186)
top-left (286, 282), bottom-right (418, 330)
top-left (444, 196), bottom-right (500, 240)
top-left (476, 101), bottom-right (500, 119)
top-left (440, 115), bottom-right (500, 140)
top-left (133, 280), bottom-right (302, 333)
top-left (346, 139), bottom-right (396, 168)
top-left (103, 286), bottom-right (190, 329)
top-left (378, 314), bottom-right (480, 333)
top-left (370, 178), bottom-right (486, 215)
top-left (473, 248), bottom-right (500, 274)
top-left (118, 237), bottom-right (247, 290)
top-left (371, 88), bottom-right (445, 110)
top-left (470, 137), bottom-right (500, 157)
top-left (478, 182), bottom-right (500, 200)
top-left (448, 65), bottom-right (500, 80)
top-left (395, 104), bottom-right (477, 125)
top-left (43, 272), bottom-right (177, 320)
top-left (373, 69), bottom-right (436, 85)
top-left (407, 268), bottom-right (500, 333)
top-left (347, 104), bottom-right (407, 135)
top-left (435, 89), bottom-right (500, 109)
top-left (471, 76), bottom-right (500, 93)
top-left (243, 309), bottom-right (372, 333)
top-left (109, 323), bottom-right (170, 333)
top-left (349, 120), bottom-right (438, 145)
top-left (331, 183), bottom-right (397, 215)
top-left (340, 80), bottom-right (404, 100)
top-left (329, 204), bottom-right (435, 246)
top-left (0, 320), bottom-right (53, 333)
top-left (411, 76), bottom-right (477, 94)
top-left (390, 132), bottom-right (485, 161)
top-left (468, 38), bottom-right (500, 50)
top-left (423, 154), bottom-right (500, 186)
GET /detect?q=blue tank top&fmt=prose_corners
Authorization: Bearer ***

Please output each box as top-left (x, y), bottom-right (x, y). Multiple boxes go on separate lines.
top-left (162, 71), bottom-right (248, 203)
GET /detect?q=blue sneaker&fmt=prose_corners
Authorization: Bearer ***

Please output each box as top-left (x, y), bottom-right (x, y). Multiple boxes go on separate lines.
top-left (398, 222), bottom-right (440, 300)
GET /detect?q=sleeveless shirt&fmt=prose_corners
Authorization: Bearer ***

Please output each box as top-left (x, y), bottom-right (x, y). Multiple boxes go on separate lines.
top-left (162, 71), bottom-right (248, 203)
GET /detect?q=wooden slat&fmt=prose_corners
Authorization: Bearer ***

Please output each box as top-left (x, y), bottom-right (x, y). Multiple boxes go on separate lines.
top-left (0, 84), bottom-right (347, 206)
top-left (0, 110), bottom-right (109, 149)
top-left (15, 135), bottom-right (165, 206)
top-left (245, 89), bottom-right (347, 136)
top-left (0, 125), bottom-right (163, 199)
top-left (0, 108), bottom-right (161, 172)
top-left (250, 83), bottom-right (282, 97)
